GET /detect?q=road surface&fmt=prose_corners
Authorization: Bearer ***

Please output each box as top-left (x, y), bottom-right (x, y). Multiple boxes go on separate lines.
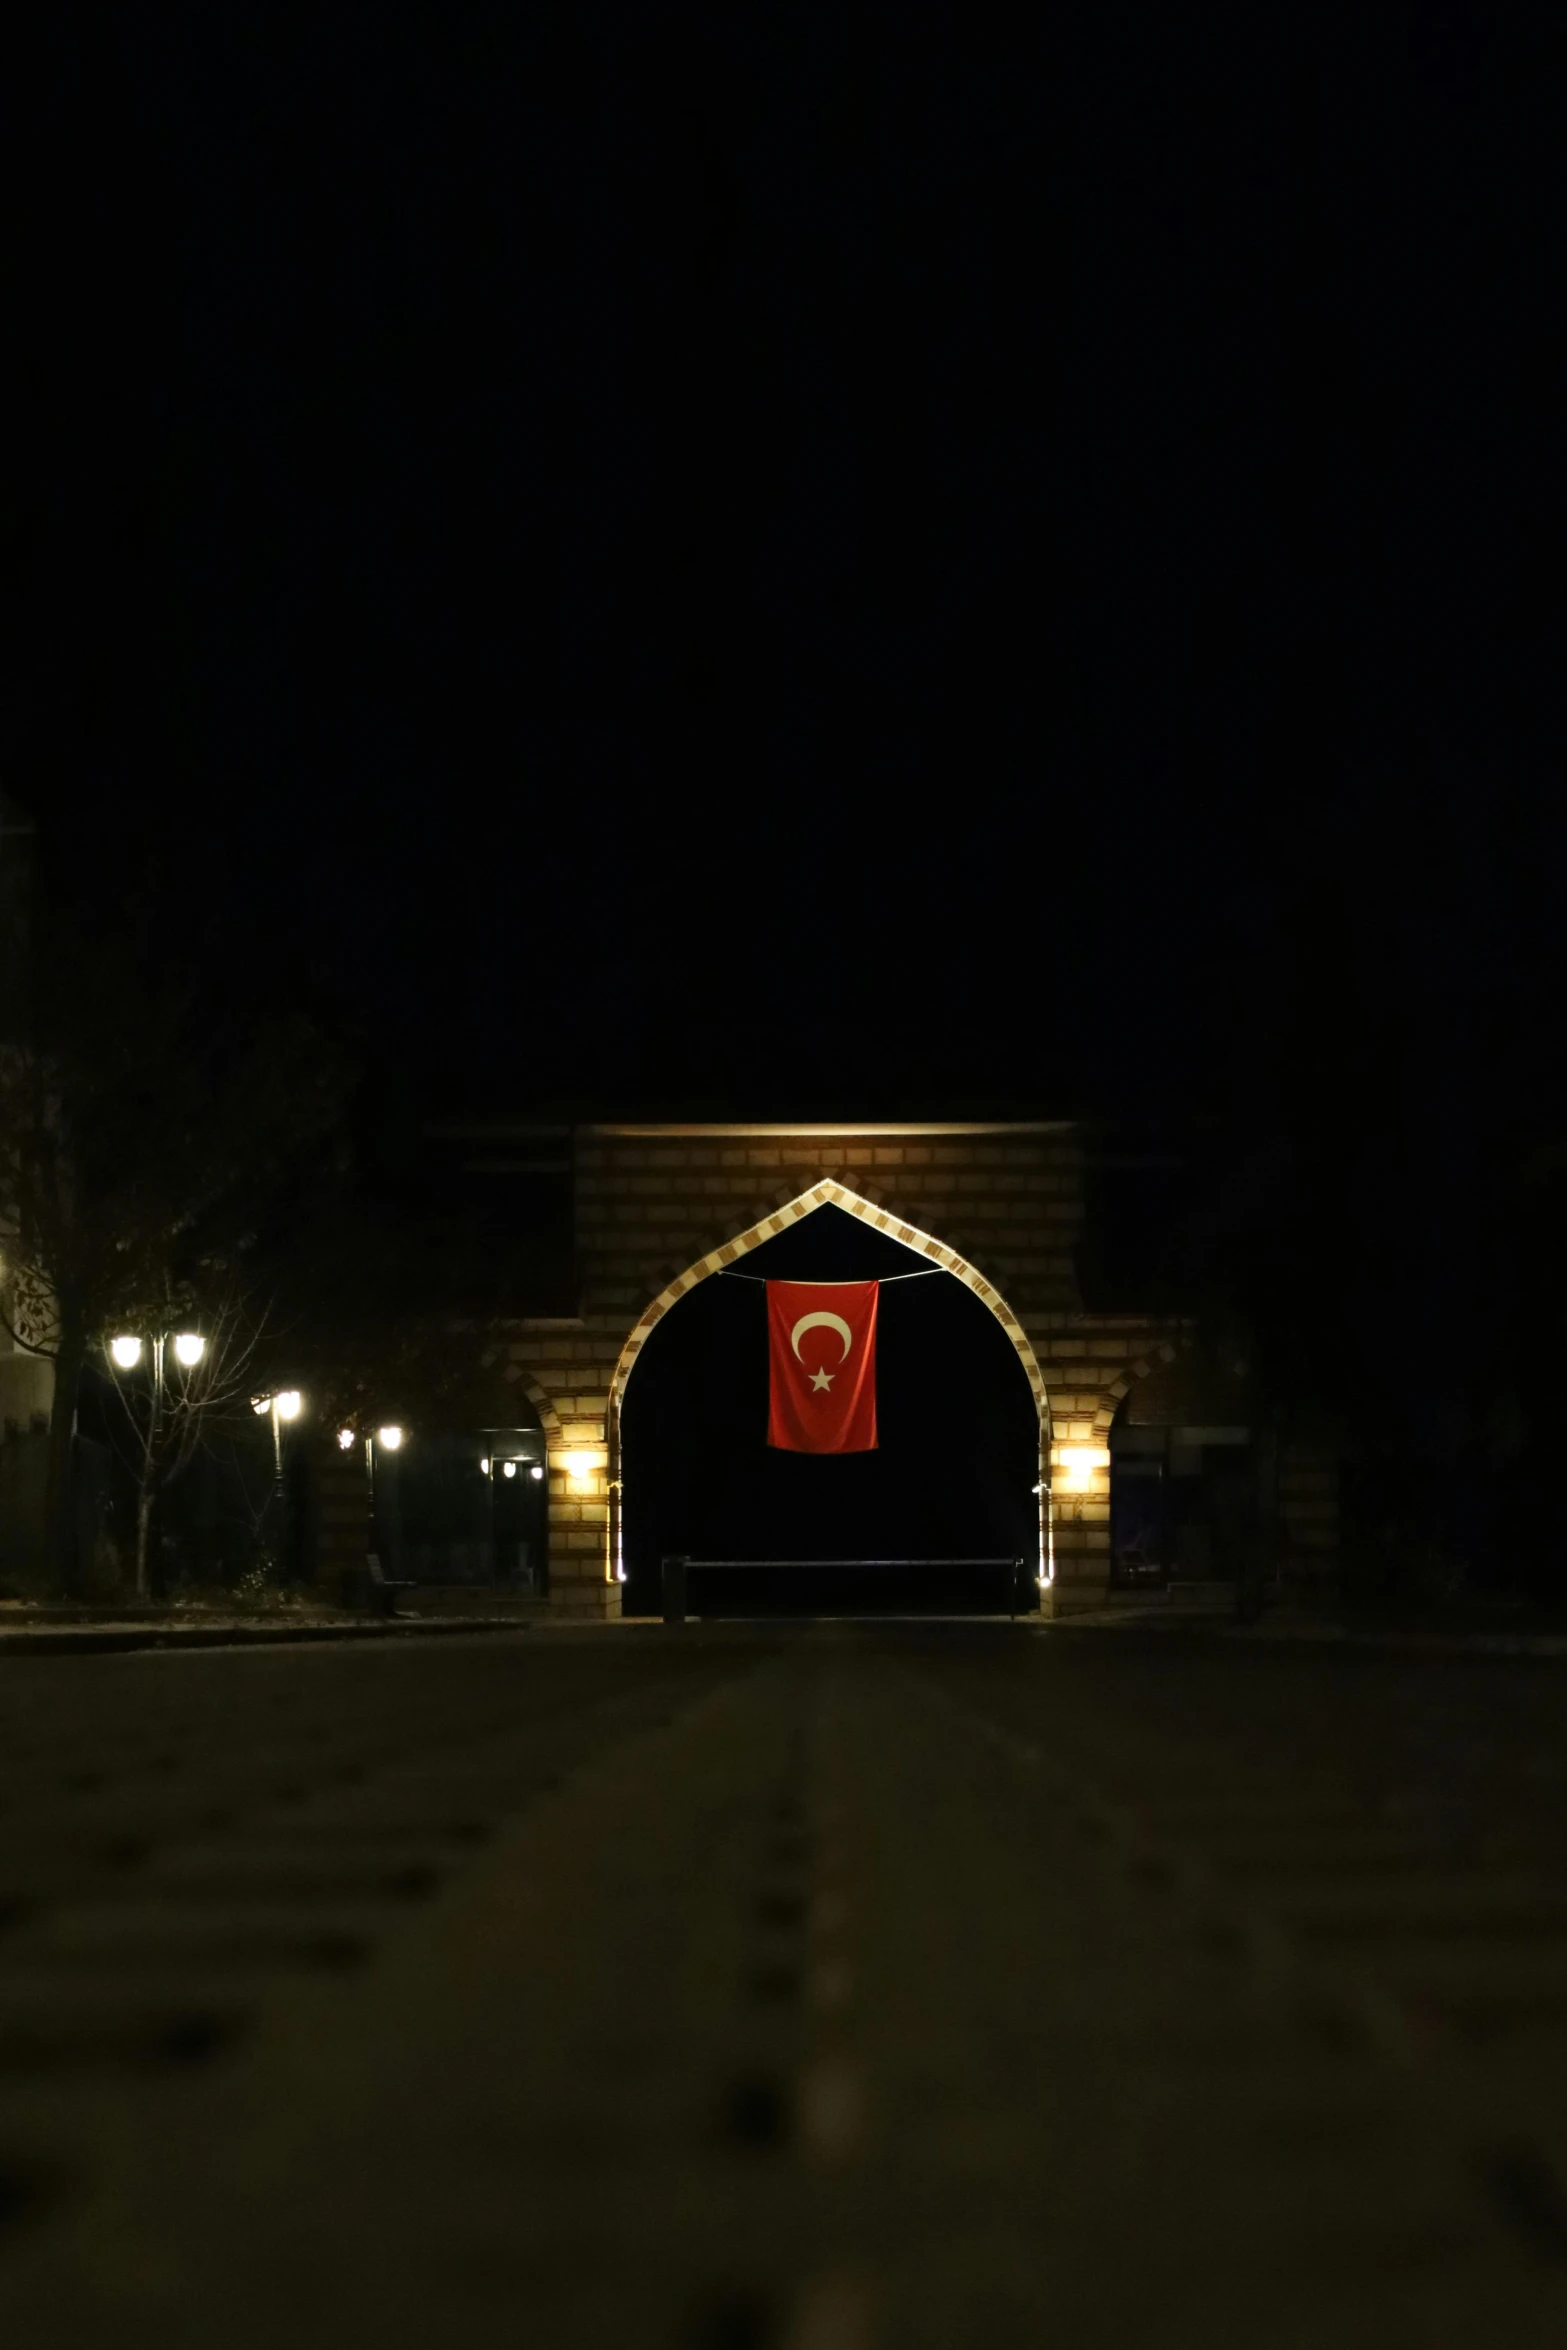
top-left (2, 1620), bottom-right (1567, 2345)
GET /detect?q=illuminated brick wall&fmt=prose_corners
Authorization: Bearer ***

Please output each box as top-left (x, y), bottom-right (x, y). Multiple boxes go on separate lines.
top-left (493, 1123), bottom-right (1204, 1620)
top-left (307, 1430), bottom-right (371, 1595)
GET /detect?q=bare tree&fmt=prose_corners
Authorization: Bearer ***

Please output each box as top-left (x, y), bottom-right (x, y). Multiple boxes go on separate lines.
top-left (0, 907), bottom-right (341, 1591)
top-left (95, 1282), bottom-right (270, 1598)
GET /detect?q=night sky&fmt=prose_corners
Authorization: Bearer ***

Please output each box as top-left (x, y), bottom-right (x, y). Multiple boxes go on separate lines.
top-left (18, 7), bottom-right (1560, 1131)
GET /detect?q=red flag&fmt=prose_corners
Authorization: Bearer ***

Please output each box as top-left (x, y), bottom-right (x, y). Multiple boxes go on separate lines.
top-left (767, 1280), bottom-right (879, 1453)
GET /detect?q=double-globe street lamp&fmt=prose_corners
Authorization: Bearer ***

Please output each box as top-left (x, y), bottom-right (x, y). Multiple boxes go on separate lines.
top-left (249, 1393), bottom-right (389, 1580)
top-left (334, 1424), bottom-right (406, 1457)
top-left (249, 1388), bottom-right (307, 1583)
top-left (330, 1424), bottom-right (410, 1576)
top-left (107, 1328), bottom-right (208, 1436)
top-left (252, 1386), bottom-right (304, 1490)
top-left (106, 1327), bottom-right (207, 1597)
top-left (109, 1328), bottom-right (206, 1378)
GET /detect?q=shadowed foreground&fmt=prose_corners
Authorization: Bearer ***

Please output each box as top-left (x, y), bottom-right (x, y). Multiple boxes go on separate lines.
top-left (2, 1623), bottom-right (1566, 2345)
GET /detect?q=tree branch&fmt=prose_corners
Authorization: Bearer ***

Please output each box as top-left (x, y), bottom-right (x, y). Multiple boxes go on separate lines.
top-left (0, 1300), bottom-right (57, 1360)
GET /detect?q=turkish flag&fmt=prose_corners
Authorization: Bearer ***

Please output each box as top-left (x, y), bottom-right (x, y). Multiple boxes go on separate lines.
top-left (767, 1280), bottom-right (879, 1453)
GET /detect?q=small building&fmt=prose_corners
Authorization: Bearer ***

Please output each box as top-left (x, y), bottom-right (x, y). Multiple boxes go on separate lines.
top-left (334, 1119), bottom-right (1335, 1620)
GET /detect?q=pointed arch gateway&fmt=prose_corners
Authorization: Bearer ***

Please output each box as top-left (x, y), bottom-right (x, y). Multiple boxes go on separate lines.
top-left (608, 1178), bottom-right (1054, 1595)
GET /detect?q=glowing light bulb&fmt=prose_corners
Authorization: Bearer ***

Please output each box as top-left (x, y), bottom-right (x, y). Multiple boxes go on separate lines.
top-left (1058, 1445), bottom-right (1109, 1492)
top-left (110, 1335), bottom-right (143, 1369)
top-left (337, 1427), bottom-right (356, 1451)
top-left (530, 1464), bottom-right (544, 1481)
top-left (377, 1425), bottom-right (404, 1451)
top-left (502, 1460), bottom-right (517, 1479)
top-left (172, 1331), bottom-right (205, 1367)
top-left (274, 1390), bottom-right (303, 1422)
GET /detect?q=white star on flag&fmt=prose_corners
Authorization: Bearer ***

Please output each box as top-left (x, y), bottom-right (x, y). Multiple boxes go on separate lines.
top-left (809, 1365), bottom-right (835, 1392)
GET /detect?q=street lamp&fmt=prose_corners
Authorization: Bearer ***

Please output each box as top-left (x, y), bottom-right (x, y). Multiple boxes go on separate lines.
top-left (106, 1326), bottom-right (210, 1599)
top-left (368, 1426), bottom-right (406, 1582)
top-left (110, 1329), bottom-right (207, 1382)
top-left (252, 1390), bottom-right (307, 1495)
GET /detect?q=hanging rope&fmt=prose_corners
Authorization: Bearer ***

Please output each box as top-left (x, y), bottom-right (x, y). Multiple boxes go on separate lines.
top-left (716, 1266), bottom-right (945, 1285)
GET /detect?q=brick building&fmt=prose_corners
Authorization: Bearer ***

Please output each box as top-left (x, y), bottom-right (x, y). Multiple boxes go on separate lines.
top-left (366, 1119), bottom-right (1333, 1621)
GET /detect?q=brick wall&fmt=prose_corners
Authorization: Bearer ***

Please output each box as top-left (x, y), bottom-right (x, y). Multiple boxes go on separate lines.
top-left (308, 1433), bottom-right (370, 1597)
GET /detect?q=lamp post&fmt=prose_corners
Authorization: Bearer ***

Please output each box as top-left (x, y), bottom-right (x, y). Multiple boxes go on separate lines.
top-left (268, 1391), bottom-right (303, 1490)
top-left (107, 1328), bottom-right (206, 1598)
top-left (367, 1425), bottom-right (405, 1580)
top-left (250, 1389), bottom-right (304, 1576)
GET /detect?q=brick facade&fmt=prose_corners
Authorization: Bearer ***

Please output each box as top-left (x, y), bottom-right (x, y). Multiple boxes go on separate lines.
top-left (307, 1432), bottom-right (371, 1596)
top-left (490, 1123), bottom-right (1210, 1620)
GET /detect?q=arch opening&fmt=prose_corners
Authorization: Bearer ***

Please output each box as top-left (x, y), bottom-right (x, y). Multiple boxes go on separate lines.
top-left (1108, 1347), bottom-right (1258, 1591)
top-left (372, 1396), bottom-right (549, 1594)
top-left (615, 1192), bottom-right (1047, 1616)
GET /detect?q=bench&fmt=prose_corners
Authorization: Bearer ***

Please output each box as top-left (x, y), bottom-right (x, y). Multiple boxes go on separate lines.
top-left (340, 1553), bottom-right (418, 1619)
top-left (659, 1556), bottom-right (1033, 1622)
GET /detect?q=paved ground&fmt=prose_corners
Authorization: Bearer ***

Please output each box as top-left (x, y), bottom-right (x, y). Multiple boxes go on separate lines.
top-left (2, 1622), bottom-right (1567, 2345)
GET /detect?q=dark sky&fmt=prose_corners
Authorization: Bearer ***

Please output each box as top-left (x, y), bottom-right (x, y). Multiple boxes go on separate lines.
top-left (18, 5), bottom-right (1561, 1127)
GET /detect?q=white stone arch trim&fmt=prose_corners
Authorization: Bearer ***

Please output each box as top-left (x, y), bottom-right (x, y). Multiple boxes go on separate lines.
top-left (633, 1177), bottom-right (894, 1301)
top-left (498, 1364), bottom-right (563, 1436)
top-left (608, 1178), bottom-right (1051, 1439)
top-left (1088, 1327), bottom-right (1201, 1439)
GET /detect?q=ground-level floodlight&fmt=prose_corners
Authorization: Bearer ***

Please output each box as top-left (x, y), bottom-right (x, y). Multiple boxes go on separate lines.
top-left (376, 1425), bottom-right (404, 1451)
top-left (337, 1427), bottom-right (356, 1451)
top-left (109, 1335), bottom-right (143, 1370)
top-left (274, 1390), bottom-right (303, 1422)
top-left (172, 1331), bottom-right (205, 1367)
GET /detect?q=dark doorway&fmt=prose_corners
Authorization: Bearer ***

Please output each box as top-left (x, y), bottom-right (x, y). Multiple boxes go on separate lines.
top-left (619, 1204), bottom-right (1038, 1615)
top-left (1108, 1357), bottom-right (1257, 1591)
top-left (377, 1415), bottom-right (547, 1592)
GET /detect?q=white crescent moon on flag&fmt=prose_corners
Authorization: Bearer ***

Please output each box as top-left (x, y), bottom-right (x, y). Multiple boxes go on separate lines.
top-left (790, 1310), bottom-right (853, 1363)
